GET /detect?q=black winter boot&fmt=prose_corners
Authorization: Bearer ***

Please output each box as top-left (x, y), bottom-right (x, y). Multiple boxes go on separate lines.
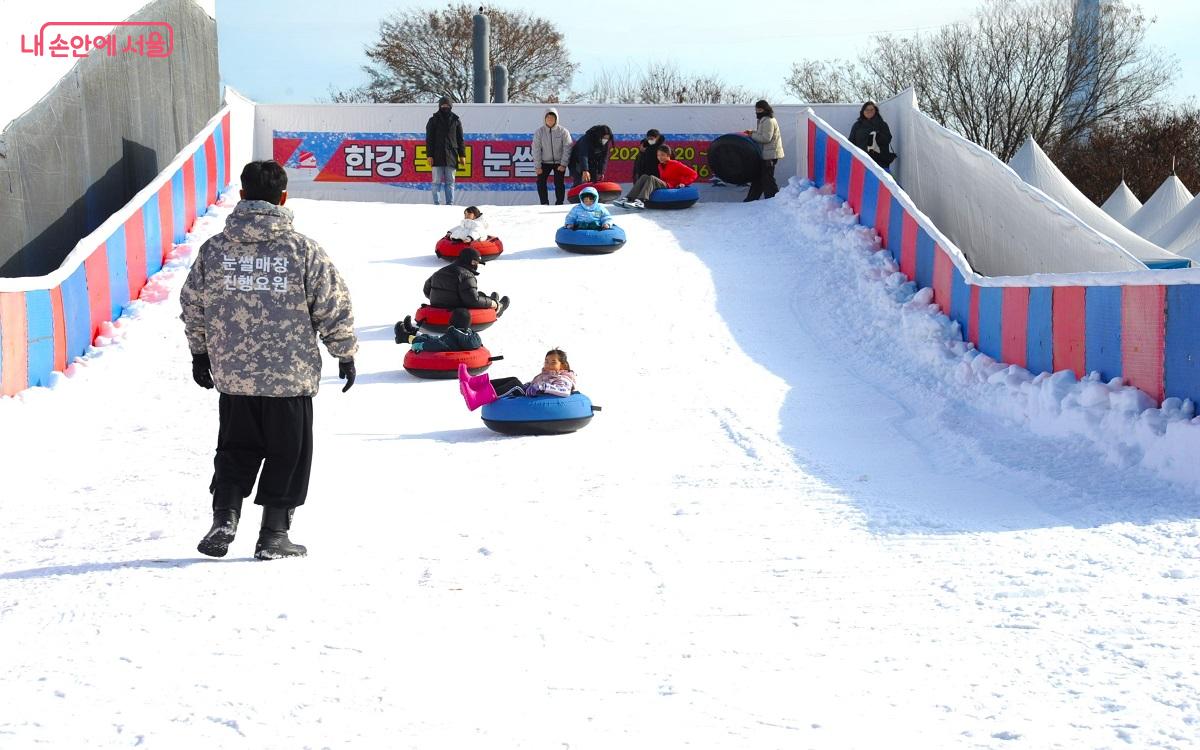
top-left (254, 506), bottom-right (307, 560)
top-left (496, 295), bottom-right (511, 317)
top-left (197, 487), bottom-right (243, 558)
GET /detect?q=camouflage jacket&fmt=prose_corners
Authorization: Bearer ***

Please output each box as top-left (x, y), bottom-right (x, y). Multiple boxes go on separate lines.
top-left (180, 200), bottom-right (358, 397)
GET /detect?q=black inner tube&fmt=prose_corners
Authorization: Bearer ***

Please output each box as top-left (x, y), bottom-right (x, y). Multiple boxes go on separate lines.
top-left (707, 134), bottom-right (762, 185)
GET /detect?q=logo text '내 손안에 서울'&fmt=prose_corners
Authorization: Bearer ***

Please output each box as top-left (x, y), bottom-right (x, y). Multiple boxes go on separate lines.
top-left (20, 21), bottom-right (174, 59)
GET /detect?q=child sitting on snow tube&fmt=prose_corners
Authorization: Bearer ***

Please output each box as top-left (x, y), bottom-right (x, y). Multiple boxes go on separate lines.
top-left (395, 307), bottom-right (480, 351)
top-left (564, 187), bottom-right (613, 231)
top-left (459, 348), bottom-right (577, 409)
top-left (446, 206), bottom-right (488, 242)
top-left (436, 206), bottom-right (504, 259)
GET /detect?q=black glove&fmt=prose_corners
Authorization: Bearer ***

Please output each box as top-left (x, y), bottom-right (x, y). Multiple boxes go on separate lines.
top-left (339, 358), bottom-right (356, 393)
top-left (192, 352), bottom-right (214, 389)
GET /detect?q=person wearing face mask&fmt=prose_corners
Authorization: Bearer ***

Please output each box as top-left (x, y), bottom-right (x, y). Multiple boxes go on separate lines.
top-left (743, 99), bottom-right (784, 201)
top-left (633, 129), bottom-right (669, 180)
top-left (425, 96), bottom-right (465, 205)
top-left (422, 248), bottom-right (510, 316)
top-left (568, 124), bottom-right (614, 186)
top-left (849, 101), bottom-right (896, 170)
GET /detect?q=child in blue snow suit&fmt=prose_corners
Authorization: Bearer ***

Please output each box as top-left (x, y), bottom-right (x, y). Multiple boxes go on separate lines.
top-left (564, 186), bottom-right (613, 230)
top-left (394, 307), bottom-right (482, 352)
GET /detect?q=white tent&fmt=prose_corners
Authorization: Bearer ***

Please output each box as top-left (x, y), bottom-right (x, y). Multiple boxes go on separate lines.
top-left (1008, 139), bottom-right (1190, 269)
top-left (1124, 175), bottom-right (1193, 239)
top-left (1101, 181), bottom-right (1142, 224)
top-left (1150, 194), bottom-right (1200, 256)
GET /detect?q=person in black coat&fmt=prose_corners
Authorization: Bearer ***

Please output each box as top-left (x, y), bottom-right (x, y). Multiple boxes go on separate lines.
top-left (633, 129), bottom-right (669, 180)
top-left (394, 308), bottom-right (483, 351)
top-left (422, 248), bottom-right (508, 313)
top-left (426, 96), bottom-right (465, 205)
top-left (848, 101), bottom-right (895, 169)
top-left (568, 124), bottom-right (613, 184)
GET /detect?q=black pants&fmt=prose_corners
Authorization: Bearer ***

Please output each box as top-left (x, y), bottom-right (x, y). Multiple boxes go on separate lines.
top-left (536, 163), bottom-right (565, 205)
top-left (489, 376), bottom-right (524, 396)
top-left (211, 394), bottom-right (313, 509)
top-left (745, 159), bottom-right (779, 201)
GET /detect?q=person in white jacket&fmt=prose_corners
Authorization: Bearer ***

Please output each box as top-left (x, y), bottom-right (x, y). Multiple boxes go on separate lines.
top-left (445, 206), bottom-right (490, 242)
top-left (532, 108), bottom-right (572, 205)
top-left (744, 100), bottom-right (784, 201)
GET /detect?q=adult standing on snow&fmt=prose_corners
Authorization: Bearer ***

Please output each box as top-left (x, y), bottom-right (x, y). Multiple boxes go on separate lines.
top-left (743, 100), bottom-right (784, 201)
top-left (426, 96), bottom-right (465, 205)
top-left (568, 124), bottom-right (613, 185)
top-left (532, 108), bottom-right (572, 205)
top-left (848, 101), bottom-right (896, 170)
top-left (181, 160), bottom-right (358, 561)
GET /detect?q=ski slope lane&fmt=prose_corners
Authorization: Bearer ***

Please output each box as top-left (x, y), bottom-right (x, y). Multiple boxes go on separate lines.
top-left (0, 187), bottom-right (1197, 749)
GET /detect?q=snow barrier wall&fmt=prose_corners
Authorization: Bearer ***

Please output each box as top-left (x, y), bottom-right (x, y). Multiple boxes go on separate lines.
top-left (805, 111), bottom-right (1200, 406)
top-left (0, 107), bottom-right (232, 396)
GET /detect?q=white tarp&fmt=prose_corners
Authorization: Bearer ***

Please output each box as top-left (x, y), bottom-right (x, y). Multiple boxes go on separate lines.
top-left (1150, 194), bottom-right (1200, 259)
top-left (881, 92), bottom-right (1143, 276)
top-left (251, 102), bottom-right (869, 205)
top-left (1101, 181), bottom-right (1142, 224)
top-left (0, 0), bottom-right (213, 133)
top-left (1125, 175), bottom-right (1193, 238)
top-left (1009, 138), bottom-right (1188, 268)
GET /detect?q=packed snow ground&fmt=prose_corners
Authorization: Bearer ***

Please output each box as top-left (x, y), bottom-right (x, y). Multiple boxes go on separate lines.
top-left (2, 182), bottom-right (1200, 749)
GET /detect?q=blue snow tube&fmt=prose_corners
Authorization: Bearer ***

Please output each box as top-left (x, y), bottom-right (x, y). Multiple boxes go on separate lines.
top-left (555, 225), bottom-right (627, 255)
top-left (645, 185), bottom-right (700, 210)
top-left (481, 392), bottom-right (597, 435)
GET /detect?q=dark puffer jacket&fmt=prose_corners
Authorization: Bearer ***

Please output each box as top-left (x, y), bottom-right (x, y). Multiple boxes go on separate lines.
top-left (422, 257), bottom-right (494, 309)
top-left (634, 137), bottom-right (669, 180)
top-left (849, 115), bottom-right (895, 168)
top-left (568, 125), bottom-right (613, 178)
top-left (412, 326), bottom-right (482, 353)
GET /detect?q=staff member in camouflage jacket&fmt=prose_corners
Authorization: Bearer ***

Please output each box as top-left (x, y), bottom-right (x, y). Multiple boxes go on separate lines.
top-left (181, 160), bottom-right (358, 561)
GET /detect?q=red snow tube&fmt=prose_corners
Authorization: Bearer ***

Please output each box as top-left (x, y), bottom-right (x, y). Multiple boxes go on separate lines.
top-left (435, 236), bottom-right (504, 260)
top-left (414, 304), bottom-right (498, 332)
top-left (568, 181), bottom-right (622, 203)
top-left (403, 347), bottom-right (497, 379)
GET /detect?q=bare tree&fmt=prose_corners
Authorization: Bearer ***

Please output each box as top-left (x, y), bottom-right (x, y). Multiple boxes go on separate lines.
top-left (578, 62), bottom-right (757, 104)
top-left (1051, 106), bottom-right (1200, 204)
top-left (783, 0), bottom-right (1176, 161)
top-left (331, 4), bottom-right (576, 103)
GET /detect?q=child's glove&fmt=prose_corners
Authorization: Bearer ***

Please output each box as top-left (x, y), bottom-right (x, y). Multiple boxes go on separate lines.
top-left (411, 341), bottom-right (425, 353)
top-left (524, 382), bottom-right (543, 397)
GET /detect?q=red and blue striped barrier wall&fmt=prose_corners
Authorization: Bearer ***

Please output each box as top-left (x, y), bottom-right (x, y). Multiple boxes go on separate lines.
top-left (0, 108), bottom-right (232, 397)
top-left (806, 114), bottom-right (1200, 406)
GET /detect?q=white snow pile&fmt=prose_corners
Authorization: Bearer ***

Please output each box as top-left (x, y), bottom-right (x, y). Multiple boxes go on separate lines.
top-left (6, 193), bottom-right (236, 397)
top-left (777, 178), bottom-right (1200, 491)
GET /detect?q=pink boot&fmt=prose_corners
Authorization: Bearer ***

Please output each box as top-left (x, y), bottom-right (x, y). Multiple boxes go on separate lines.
top-left (458, 363), bottom-right (497, 411)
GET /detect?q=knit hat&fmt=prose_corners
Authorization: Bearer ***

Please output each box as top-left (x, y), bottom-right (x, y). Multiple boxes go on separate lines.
top-left (449, 308), bottom-right (472, 330)
top-left (438, 96), bottom-right (452, 108)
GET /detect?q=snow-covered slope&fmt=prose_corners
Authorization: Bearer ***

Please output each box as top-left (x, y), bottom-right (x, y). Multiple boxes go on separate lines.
top-left (2, 185), bottom-right (1199, 748)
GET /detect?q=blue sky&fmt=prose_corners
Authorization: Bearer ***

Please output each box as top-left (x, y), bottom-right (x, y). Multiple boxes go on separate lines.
top-left (216, 0), bottom-right (1200, 105)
